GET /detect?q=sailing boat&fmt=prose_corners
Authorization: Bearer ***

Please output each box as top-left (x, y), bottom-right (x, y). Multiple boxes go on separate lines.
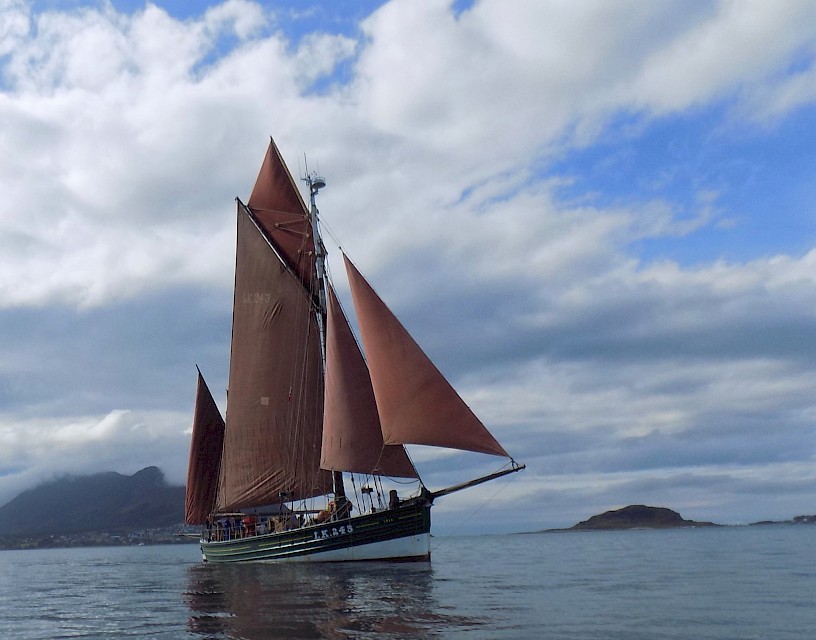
top-left (185, 139), bottom-right (524, 563)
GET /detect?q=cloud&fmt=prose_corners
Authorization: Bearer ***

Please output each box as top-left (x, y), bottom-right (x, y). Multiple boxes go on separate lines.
top-left (0, 1), bottom-right (815, 530)
top-left (623, 1), bottom-right (816, 113)
top-left (0, 1), bottom-right (353, 308)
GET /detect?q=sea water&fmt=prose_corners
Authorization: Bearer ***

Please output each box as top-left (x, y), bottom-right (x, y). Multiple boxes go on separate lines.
top-left (0, 525), bottom-right (813, 639)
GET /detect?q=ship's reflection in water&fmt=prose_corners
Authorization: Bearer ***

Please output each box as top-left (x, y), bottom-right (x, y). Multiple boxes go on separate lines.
top-left (185, 560), bottom-right (483, 639)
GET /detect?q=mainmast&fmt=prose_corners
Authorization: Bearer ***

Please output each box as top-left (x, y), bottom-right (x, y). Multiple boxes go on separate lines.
top-left (305, 169), bottom-right (347, 500)
top-left (306, 171), bottom-right (328, 356)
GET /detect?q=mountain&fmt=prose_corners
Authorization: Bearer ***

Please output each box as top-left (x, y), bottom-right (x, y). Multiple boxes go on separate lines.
top-left (0, 467), bottom-right (185, 536)
top-left (568, 505), bottom-right (717, 531)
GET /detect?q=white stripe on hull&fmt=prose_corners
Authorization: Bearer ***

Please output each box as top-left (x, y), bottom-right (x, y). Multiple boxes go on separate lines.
top-left (273, 532), bottom-right (430, 563)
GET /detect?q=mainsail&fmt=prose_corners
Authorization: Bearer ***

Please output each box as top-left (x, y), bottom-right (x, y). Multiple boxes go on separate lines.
top-left (216, 147), bottom-right (332, 512)
top-left (185, 370), bottom-right (225, 525)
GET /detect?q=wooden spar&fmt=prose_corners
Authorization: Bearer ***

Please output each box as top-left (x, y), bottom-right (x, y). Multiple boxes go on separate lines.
top-left (428, 463), bottom-right (526, 501)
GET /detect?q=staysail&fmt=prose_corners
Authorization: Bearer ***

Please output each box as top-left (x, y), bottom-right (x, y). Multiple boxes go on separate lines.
top-left (321, 284), bottom-right (418, 478)
top-left (216, 190), bottom-right (332, 513)
top-left (344, 254), bottom-right (509, 458)
top-left (185, 370), bottom-right (226, 525)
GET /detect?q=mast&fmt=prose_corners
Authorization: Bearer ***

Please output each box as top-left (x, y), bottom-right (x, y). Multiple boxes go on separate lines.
top-left (305, 169), bottom-right (347, 500)
top-left (306, 172), bottom-right (328, 358)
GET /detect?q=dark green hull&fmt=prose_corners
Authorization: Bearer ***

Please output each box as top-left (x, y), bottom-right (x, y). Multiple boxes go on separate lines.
top-left (200, 500), bottom-right (431, 563)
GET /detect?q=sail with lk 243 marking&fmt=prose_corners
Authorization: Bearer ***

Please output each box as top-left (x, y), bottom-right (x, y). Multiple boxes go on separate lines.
top-left (216, 166), bottom-right (331, 512)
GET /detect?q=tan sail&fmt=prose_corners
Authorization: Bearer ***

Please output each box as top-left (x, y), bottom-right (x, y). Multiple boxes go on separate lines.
top-left (216, 206), bottom-right (332, 512)
top-left (322, 284), bottom-right (418, 478)
top-left (344, 255), bottom-right (509, 458)
top-left (247, 138), bottom-right (316, 291)
top-left (185, 370), bottom-right (225, 525)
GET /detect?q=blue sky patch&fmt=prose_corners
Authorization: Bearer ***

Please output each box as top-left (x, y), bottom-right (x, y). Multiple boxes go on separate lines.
top-left (549, 102), bottom-right (816, 266)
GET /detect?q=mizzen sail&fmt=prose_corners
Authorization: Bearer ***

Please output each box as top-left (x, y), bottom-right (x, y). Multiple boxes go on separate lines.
top-left (185, 370), bottom-right (225, 525)
top-left (344, 255), bottom-right (509, 458)
top-left (321, 284), bottom-right (418, 478)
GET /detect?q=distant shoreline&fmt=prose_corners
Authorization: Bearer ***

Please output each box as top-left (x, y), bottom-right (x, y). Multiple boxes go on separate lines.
top-left (0, 525), bottom-right (199, 551)
top-left (526, 505), bottom-right (816, 534)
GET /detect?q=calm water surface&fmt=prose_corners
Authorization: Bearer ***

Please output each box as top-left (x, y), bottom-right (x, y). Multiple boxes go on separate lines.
top-left (0, 525), bottom-right (813, 639)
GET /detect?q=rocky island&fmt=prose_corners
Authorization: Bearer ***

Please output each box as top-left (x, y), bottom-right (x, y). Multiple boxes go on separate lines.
top-left (570, 505), bottom-right (717, 530)
top-left (533, 505), bottom-right (816, 533)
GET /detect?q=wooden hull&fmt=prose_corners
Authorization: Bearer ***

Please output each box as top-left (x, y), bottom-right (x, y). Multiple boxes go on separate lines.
top-left (200, 501), bottom-right (431, 564)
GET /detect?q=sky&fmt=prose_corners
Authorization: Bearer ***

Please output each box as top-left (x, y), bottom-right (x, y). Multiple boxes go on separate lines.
top-left (1, 0), bottom-right (815, 534)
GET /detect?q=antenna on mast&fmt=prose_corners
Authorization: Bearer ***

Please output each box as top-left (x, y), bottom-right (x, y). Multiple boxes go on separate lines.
top-left (302, 154), bottom-right (326, 196)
